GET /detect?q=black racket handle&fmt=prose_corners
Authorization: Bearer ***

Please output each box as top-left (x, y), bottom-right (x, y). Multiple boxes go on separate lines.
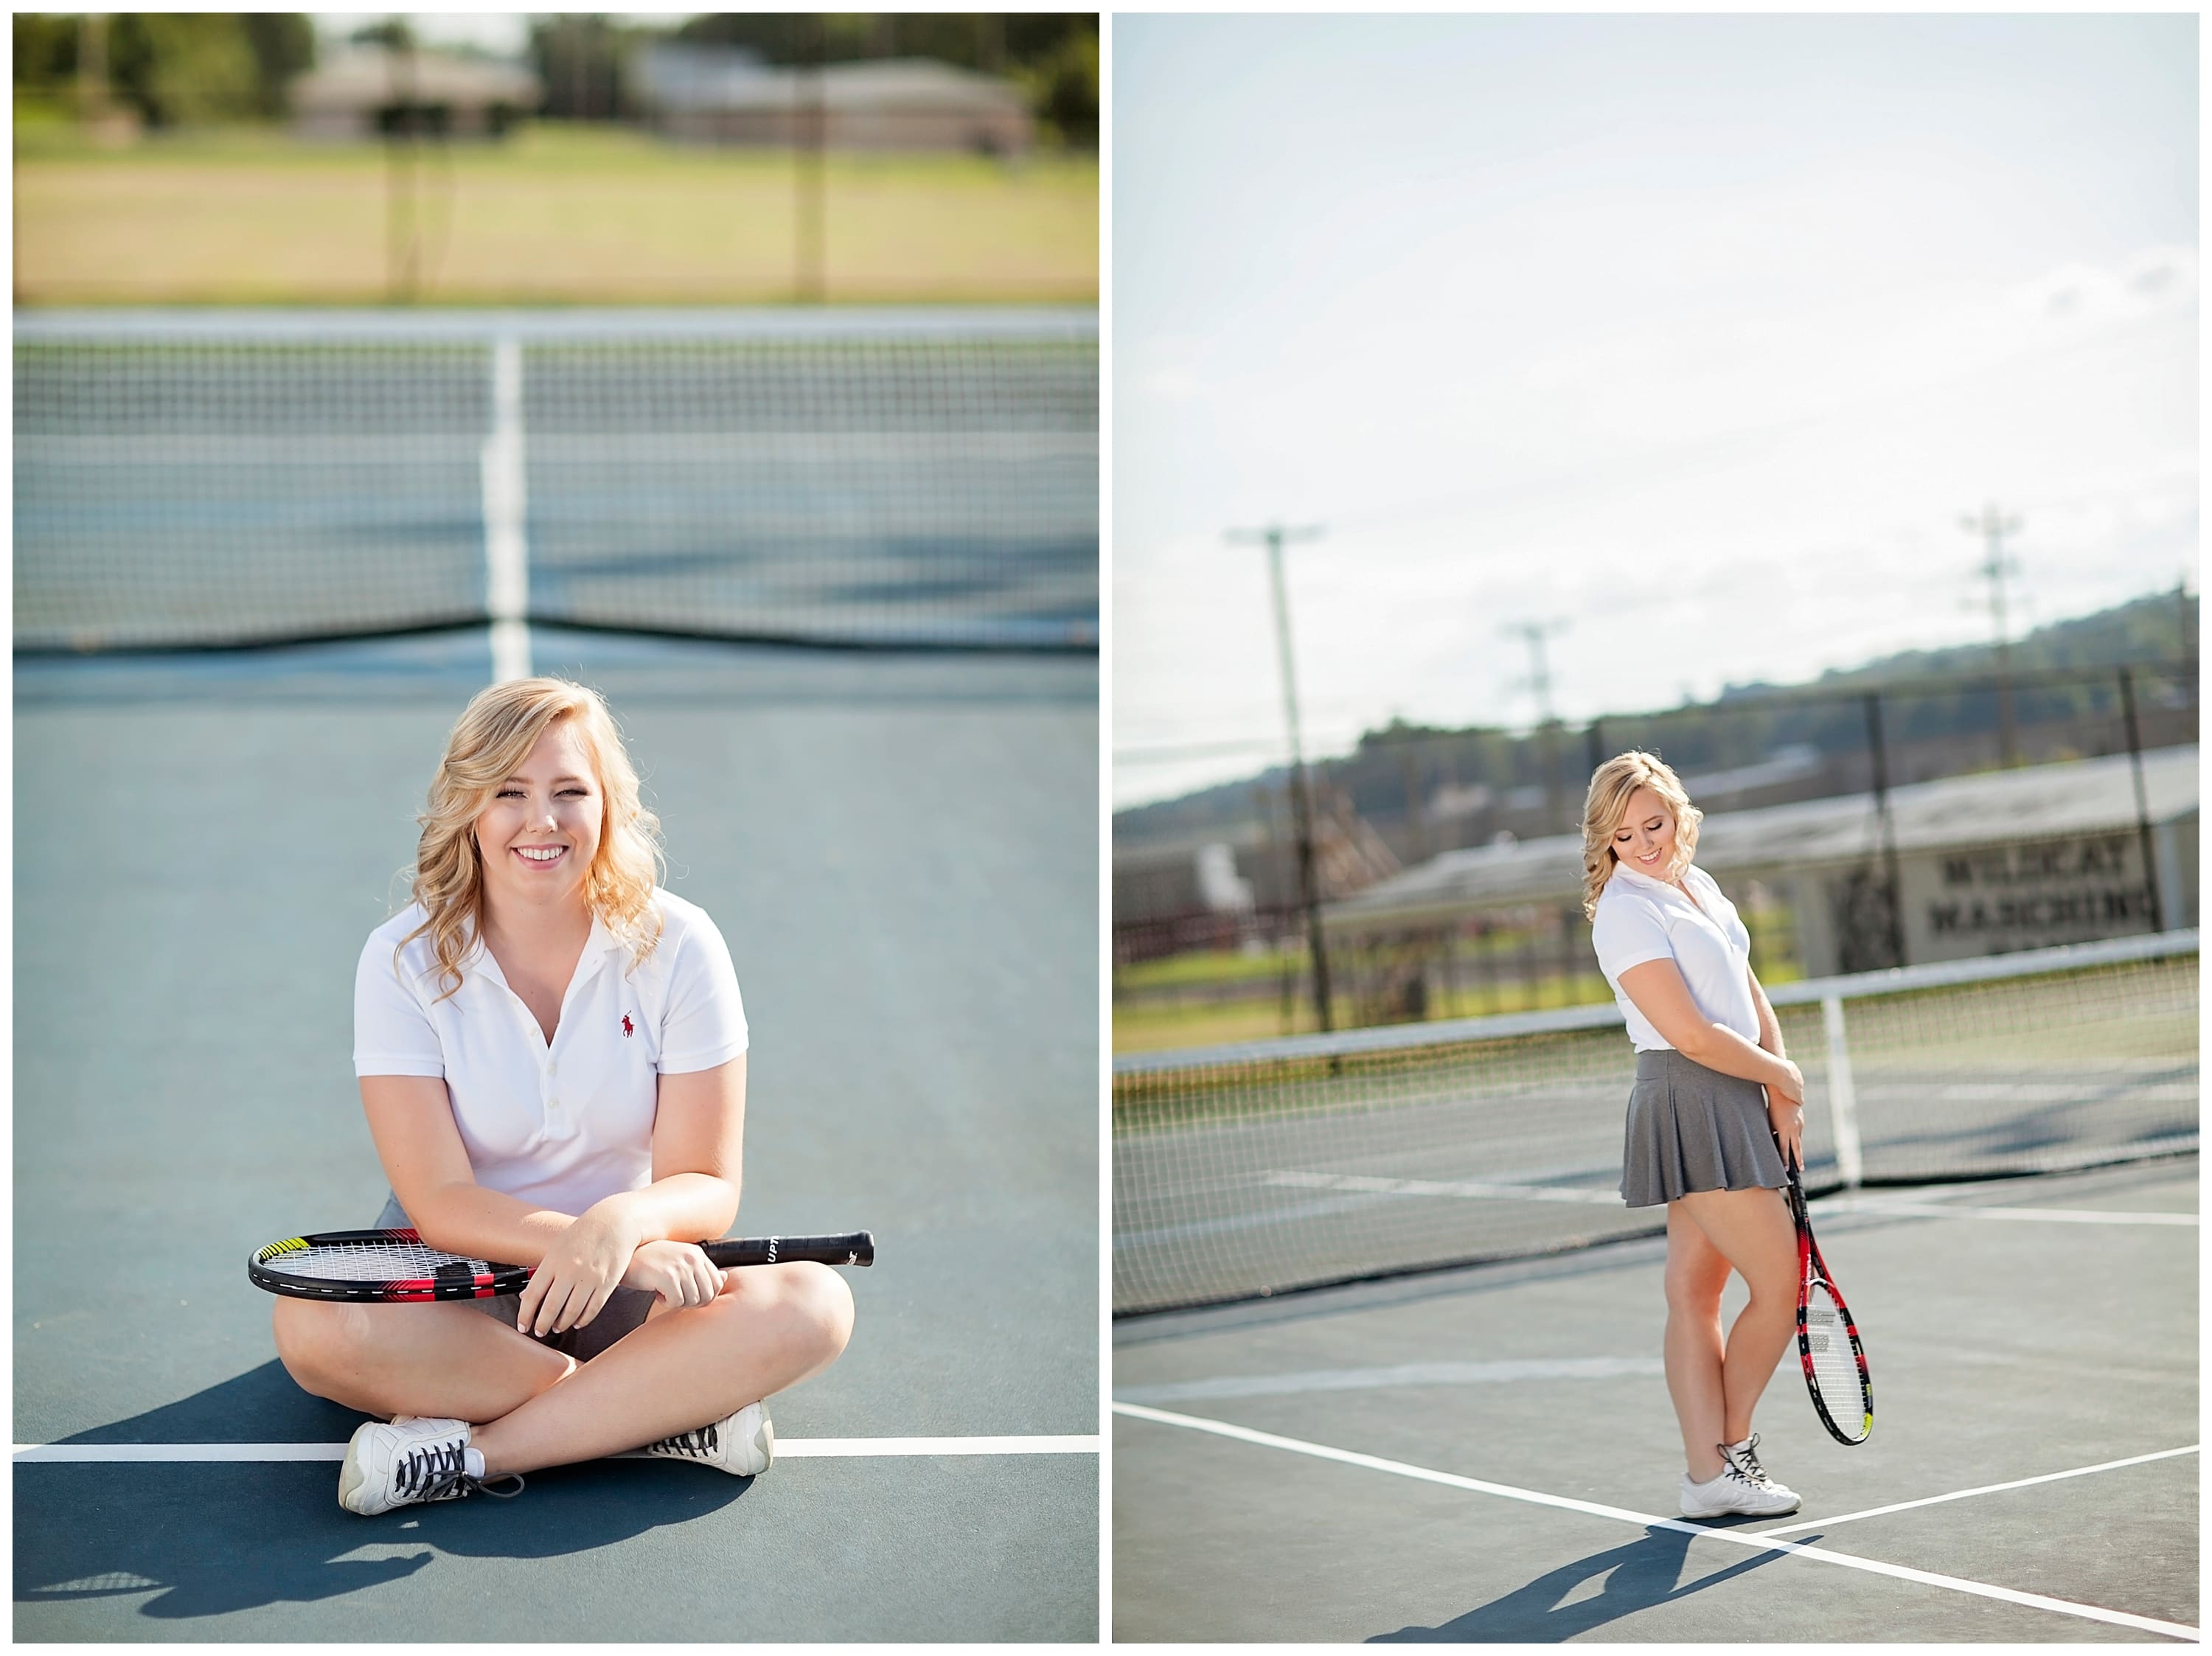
top-left (703, 1231), bottom-right (873, 1268)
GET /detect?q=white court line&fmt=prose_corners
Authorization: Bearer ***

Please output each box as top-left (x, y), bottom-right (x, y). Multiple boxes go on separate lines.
top-left (1818, 1200), bottom-right (2195, 1226)
top-left (1266, 1170), bottom-right (1623, 1207)
top-left (1263, 1171), bottom-right (2196, 1228)
top-left (13, 1436), bottom-right (1099, 1464)
top-left (1113, 1402), bottom-right (2199, 1643)
top-left (1753, 1446), bottom-right (2199, 1537)
top-left (1116, 1356), bottom-right (1664, 1405)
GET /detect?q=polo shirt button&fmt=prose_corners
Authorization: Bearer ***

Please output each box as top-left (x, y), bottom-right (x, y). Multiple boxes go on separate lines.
top-left (546, 1062), bottom-right (557, 1076)
top-left (546, 1098), bottom-right (560, 1112)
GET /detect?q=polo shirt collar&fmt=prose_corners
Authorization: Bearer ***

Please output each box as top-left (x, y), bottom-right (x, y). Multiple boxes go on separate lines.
top-left (460, 907), bottom-right (626, 985)
top-left (1611, 859), bottom-right (1690, 897)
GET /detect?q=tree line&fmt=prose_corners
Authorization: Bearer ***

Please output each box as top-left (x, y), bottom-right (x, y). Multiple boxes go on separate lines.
top-left (13, 13), bottom-right (1099, 145)
top-left (1117, 586), bottom-right (2199, 844)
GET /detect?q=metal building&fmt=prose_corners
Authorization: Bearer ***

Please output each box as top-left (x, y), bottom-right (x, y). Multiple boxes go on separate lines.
top-left (1324, 746), bottom-right (2198, 981)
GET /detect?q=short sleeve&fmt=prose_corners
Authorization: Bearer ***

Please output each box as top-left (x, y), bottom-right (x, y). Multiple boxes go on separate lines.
top-left (354, 933), bottom-right (446, 1078)
top-left (1590, 891), bottom-right (1675, 983)
top-left (658, 913), bottom-right (749, 1074)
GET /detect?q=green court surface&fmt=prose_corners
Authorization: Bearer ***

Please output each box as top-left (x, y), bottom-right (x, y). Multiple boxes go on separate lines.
top-left (15, 627), bottom-right (1100, 1641)
top-left (1113, 1161), bottom-right (2197, 1643)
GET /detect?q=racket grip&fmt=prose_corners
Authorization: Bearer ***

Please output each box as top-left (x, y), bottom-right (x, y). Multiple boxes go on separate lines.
top-left (703, 1232), bottom-right (874, 1269)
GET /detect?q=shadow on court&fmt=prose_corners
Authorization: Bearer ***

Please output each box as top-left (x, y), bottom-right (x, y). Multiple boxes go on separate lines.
top-left (15, 1362), bottom-right (756, 1621)
top-left (27, 1360), bottom-right (352, 1446)
top-left (18, 1458), bottom-right (754, 1621)
top-left (1371, 1524), bottom-right (1805, 1643)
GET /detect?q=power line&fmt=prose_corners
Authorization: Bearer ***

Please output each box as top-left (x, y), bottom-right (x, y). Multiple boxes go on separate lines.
top-left (1226, 521), bottom-right (1335, 1034)
top-left (1503, 617), bottom-right (1571, 832)
top-left (1961, 503), bottom-right (2024, 768)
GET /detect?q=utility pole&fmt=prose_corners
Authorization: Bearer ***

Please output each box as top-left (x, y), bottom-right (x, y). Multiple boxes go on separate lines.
top-left (1228, 522), bottom-right (1333, 1033)
top-left (75, 13), bottom-right (111, 125)
top-left (1505, 619), bottom-right (1571, 832)
top-left (1962, 504), bottom-right (2023, 768)
top-left (794, 17), bottom-right (827, 304)
top-left (1398, 737), bottom-right (1427, 864)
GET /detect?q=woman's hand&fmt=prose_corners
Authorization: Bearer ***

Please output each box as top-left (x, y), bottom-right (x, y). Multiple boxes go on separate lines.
top-left (517, 1206), bottom-right (641, 1337)
top-left (1770, 1057), bottom-right (1805, 1106)
top-left (1767, 1088), bottom-right (1806, 1173)
top-left (622, 1240), bottom-right (726, 1311)
top-left (1764, 1056), bottom-right (1806, 1170)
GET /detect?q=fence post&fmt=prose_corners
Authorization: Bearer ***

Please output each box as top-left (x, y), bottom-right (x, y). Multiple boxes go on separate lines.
top-left (2118, 667), bottom-right (2165, 933)
top-left (1863, 690), bottom-right (1907, 967)
top-left (1821, 994), bottom-right (1864, 1190)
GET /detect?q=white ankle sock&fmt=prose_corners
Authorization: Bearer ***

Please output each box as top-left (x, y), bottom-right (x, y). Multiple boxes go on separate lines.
top-left (464, 1447), bottom-right (487, 1478)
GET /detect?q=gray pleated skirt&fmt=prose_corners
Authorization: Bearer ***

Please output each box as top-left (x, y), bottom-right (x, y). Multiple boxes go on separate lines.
top-left (1621, 1049), bottom-right (1789, 1208)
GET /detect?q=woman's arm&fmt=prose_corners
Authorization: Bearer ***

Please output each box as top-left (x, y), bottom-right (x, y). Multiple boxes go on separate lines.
top-left (1616, 959), bottom-right (1802, 1101)
top-left (360, 1074), bottom-right (582, 1263)
top-left (1746, 963), bottom-right (1784, 1057)
top-left (1742, 962), bottom-right (1805, 1167)
top-left (602, 1053), bottom-right (747, 1246)
top-left (512, 1054), bottom-right (745, 1335)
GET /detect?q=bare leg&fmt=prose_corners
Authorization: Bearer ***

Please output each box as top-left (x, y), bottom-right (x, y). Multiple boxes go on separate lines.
top-left (1661, 1203), bottom-right (1732, 1483)
top-left (1674, 1183), bottom-right (1798, 1457)
top-left (274, 1296), bottom-right (574, 1424)
top-left (470, 1261), bottom-right (853, 1478)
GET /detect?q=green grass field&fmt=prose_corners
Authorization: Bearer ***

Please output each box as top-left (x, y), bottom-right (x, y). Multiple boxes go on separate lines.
top-left (13, 113), bottom-right (1097, 305)
top-left (1112, 966), bottom-right (1629, 1054)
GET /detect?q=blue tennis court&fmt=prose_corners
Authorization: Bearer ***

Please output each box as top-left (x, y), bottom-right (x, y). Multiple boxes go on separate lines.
top-left (16, 302), bottom-right (1100, 1637)
top-left (1113, 1159), bottom-right (2195, 1641)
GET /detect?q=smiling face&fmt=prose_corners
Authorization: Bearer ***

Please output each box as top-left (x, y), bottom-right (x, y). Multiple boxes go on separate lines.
top-left (473, 717), bottom-right (604, 918)
top-left (1610, 784), bottom-right (1680, 880)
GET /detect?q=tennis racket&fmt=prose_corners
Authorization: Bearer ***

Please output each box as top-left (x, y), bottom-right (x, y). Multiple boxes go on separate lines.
top-left (1782, 1157), bottom-right (1871, 1445)
top-left (250, 1227), bottom-right (874, 1303)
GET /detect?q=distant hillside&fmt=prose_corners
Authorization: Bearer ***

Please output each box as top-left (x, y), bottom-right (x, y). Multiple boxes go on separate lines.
top-left (1116, 586), bottom-right (2197, 849)
top-left (1731, 584), bottom-right (2195, 696)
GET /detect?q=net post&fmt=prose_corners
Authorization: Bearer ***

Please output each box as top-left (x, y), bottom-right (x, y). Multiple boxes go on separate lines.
top-left (483, 334), bottom-right (531, 682)
top-left (1820, 993), bottom-right (1864, 1189)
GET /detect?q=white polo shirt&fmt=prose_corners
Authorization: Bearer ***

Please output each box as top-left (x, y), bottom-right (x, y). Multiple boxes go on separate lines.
top-left (354, 888), bottom-right (748, 1216)
top-left (1590, 861), bottom-right (1759, 1052)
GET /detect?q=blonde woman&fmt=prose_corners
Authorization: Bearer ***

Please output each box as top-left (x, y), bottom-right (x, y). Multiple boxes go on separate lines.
top-left (1583, 751), bottom-right (1804, 1519)
top-left (274, 678), bottom-right (854, 1515)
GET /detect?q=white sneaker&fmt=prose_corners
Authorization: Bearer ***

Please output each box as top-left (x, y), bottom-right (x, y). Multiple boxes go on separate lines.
top-left (1679, 1445), bottom-right (1801, 1519)
top-left (338, 1416), bottom-right (525, 1516)
top-left (1721, 1433), bottom-right (1799, 1506)
top-left (643, 1399), bottom-right (773, 1477)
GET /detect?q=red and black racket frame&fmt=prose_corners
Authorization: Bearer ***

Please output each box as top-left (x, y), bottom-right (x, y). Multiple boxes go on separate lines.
top-left (1784, 1163), bottom-right (1873, 1446)
top-left (248, 1227), bottom-right (875, 1304)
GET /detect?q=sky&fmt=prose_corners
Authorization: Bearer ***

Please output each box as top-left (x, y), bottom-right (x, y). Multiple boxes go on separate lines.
top-left (1113, 13), bottom-right (2197, 810)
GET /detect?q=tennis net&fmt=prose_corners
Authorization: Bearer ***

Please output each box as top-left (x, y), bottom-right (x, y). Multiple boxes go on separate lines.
top-left (1113, 929), bottom-right (2198, 1315)
top-left (15, 309), bottom-right (1098, 654)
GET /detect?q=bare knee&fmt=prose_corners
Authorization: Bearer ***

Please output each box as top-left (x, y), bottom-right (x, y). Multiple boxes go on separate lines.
top-left (778, 1261), bottom-right (855, 1366)
top-left (272, 1298), bottom-right (372, 1401)
top-left (1663, 1264), bottom-right (1726, 1320)
top-left (1743, 1267), bottom-right (1799, 1315)
top-left (724, 1261), bottom-right (854, 1370)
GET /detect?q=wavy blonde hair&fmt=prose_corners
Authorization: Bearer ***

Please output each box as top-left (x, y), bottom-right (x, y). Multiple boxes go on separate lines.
top-left (1580, 750), bottom-right (1703, 919)
top-left (399, 678), bottom-right (664, 1000)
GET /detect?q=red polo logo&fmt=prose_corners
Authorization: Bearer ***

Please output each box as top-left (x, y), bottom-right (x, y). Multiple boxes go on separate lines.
top-left (622, 1014), bottom-right (634, 1037)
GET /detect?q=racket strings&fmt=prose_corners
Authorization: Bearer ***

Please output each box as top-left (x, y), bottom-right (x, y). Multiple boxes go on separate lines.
top-left (272, 1239), bottom-right (496, 1282)
top-left (1804, 1280), bottom-right (1866, 1403)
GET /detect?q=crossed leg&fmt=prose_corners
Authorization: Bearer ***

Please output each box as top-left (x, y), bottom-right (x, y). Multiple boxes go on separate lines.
top-left (1663, 1186), bottom-right (1797, 1483)
top-left (274, 1260), bottom-right (854, 1478)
